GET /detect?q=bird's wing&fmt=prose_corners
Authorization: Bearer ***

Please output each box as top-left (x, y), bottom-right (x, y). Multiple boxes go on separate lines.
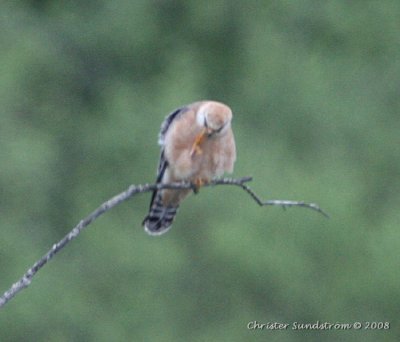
top-left (148, 105), bottom-right (189, 210)
top-left (158, 106), bottom-right (189, 146)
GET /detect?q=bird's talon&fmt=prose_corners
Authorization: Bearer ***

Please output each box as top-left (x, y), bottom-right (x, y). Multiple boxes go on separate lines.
top-left (192, 178), bottom-right (206, 194)
top-left (190, 144), bottom-right (203, 157)
top-left (190, 129), bottom-right (207, 157)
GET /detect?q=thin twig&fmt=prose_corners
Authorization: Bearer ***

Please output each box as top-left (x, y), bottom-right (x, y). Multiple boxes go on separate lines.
top-left (237, 182), bottom-right (330, 218)
top-left (0, 176), bottom-right (327, 309)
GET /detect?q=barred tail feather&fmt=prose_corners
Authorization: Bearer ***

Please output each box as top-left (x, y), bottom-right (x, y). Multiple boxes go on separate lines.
top-left (142, 193), bottom-right (179, 236)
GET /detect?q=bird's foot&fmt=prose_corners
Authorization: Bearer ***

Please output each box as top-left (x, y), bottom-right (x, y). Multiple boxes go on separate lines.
top-left (190, 129), bottom-right (207, 157)
top-left (192, 178), bottom-right (208, 194)
top-left (190, 144), bottom-right (203, 157)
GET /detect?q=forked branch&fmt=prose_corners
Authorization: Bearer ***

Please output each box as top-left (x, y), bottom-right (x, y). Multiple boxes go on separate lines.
top-left (0, 176), bottom-right (327, 309)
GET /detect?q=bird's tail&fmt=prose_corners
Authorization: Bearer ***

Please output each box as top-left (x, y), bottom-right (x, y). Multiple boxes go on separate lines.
top-left (142, 192), bottom-right (179, 236)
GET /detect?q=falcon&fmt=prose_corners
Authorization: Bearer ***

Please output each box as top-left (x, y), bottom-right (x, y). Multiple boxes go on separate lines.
top-left (142, 100), bottom-right (236, 235)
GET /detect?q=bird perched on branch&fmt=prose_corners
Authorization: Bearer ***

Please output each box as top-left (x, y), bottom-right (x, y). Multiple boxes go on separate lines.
top-left (143, 100), bottom-right (236, 235)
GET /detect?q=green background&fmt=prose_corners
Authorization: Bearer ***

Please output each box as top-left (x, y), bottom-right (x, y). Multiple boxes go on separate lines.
top-left (1, 1), bottom-right (399, 341)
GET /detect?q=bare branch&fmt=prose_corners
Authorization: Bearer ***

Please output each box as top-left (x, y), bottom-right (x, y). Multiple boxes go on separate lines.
top-left (0, 176), bottom-right (327, 309)
top-left (236, 182), bottom-right (329, 218)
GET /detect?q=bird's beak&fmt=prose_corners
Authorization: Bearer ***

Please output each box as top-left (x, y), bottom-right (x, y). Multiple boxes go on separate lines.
top-left (205, 127), bottom-right (213, 136)
top-left (198, 127), bottom-right (210, 141)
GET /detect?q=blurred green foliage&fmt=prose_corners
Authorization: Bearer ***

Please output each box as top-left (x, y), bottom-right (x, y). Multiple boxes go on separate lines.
top-left (1, 1), bottom-right (399, 341)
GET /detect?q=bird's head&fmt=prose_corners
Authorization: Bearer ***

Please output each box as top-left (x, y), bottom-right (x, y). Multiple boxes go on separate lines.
top-left (197, 101), bottom-right (233, 137)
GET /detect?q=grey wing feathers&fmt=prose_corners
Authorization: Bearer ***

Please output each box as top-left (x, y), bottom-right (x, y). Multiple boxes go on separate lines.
top-left (150, 105), bottom-right (187, 206)
top-left (148, 150), bottom-right (168, 210)
top-left (158, 106), bottom-right (188, 146)
top-left (142, 106), bottom-right (188, 234)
